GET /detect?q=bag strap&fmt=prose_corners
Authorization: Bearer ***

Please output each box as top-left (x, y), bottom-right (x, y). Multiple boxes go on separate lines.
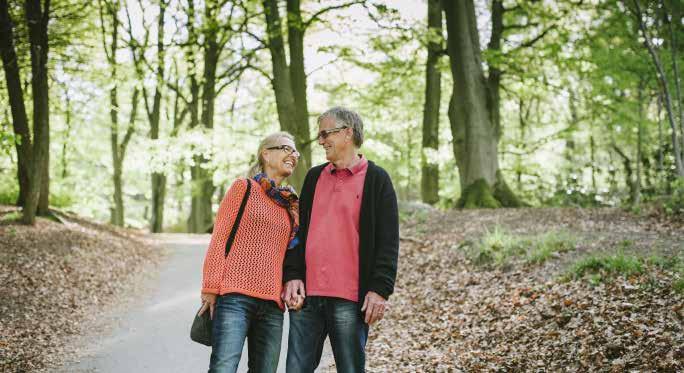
top-left (224, 179), bottom-right (252, 258)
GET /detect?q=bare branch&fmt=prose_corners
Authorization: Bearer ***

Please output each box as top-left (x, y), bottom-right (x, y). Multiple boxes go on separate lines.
top-left (508, 24), bottom-right (556, 52)
top-left (119, 87), bottom-right (139, 158)
top-left (303, 0), bottom-right (366, 30)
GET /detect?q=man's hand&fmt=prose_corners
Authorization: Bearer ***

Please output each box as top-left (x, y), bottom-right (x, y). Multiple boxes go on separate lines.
top-left (361, 291), bottom-right (387, 325)
top-left (282, 280), bottom-right (306, 311)
top-left (198, 292), bottom-right (217, 320)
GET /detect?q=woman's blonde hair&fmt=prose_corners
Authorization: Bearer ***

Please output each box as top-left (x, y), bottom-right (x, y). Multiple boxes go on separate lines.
top-left (246, 131), bottom-right (296, 178)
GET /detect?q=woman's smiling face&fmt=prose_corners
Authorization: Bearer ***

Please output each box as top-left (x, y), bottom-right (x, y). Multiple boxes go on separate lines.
top-left (263, 137), bottom-right (299, 179)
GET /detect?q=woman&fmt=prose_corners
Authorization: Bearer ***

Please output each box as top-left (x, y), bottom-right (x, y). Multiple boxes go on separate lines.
top-left (199, 131), bottom-right (304, 373)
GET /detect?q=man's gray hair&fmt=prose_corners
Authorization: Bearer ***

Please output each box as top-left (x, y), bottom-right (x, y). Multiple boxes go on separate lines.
top-left (317, 107), bottom-right (364, 147)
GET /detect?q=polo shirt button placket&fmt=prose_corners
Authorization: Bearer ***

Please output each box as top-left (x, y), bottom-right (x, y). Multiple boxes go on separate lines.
top-left (334, 173), bottom-right (344, 192)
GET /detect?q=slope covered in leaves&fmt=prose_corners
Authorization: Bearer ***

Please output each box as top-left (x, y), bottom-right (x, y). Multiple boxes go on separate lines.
top-left (0, 206), bottom-right (163, 372)
top-left (364, 207), bottom-right (683, 371)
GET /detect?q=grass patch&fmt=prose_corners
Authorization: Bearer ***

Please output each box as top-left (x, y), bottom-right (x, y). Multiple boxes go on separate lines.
top-left (568, 252), bottom-right (684, 293)
top-left (570, 252), bottom-right (644, 280)
top-left (1, 211), bottom-right (22, 223)
top-left (398, 208), bottom-right (430, 225)
top-left (527, 231), bottom-right (577, 264)
top-left (674, 279), bottom-right (684, 294)
top-left (466, 227), bottom-right (576, 267)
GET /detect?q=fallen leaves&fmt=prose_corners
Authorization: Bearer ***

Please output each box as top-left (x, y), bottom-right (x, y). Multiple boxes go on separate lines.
top-left (0, 209), bottom-right (163, 372)
top-left (366, 207), bottom-right (684, 371)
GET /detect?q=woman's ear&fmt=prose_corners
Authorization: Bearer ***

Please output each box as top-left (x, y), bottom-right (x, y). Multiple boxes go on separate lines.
top-left (260, 151), bottom-right (270, 168)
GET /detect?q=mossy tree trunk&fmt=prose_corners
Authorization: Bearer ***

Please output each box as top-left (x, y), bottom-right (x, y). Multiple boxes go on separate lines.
top-left (24, 0), bottom-right (51, 222)
top-left (421, 0), bottom-right (442, 205)
top-left (0, 0), bottom-right (31, 209)
top-left (262, 0), bottom-right (311, 190)
top-left (443, 0), bottom-right (521, 208)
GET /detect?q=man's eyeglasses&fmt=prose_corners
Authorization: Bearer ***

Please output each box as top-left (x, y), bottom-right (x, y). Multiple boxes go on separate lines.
top-left (266, 144), bottom-right (299, 156)
top-left (317, 126), bottom-right (347, 140)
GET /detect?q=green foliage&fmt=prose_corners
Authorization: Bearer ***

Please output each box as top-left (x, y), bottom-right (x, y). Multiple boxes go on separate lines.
top-left (466, 227), bottom-right (576, 267)
top-left (0, 211), bottom-right (21, 223)
top-left (0, 175), bottom-right (19, 205)
top-left (570, 252), bottom-right (644, 281)
top-left (398, 206), bottom-right (429, 225)
top-left (50, 186), bottom-right (75, 208)
top-left (546, 173), bottom-right (618, 207)
top-left (570, 251), bottom-right (684, 294)
top-left (663, 179), bottom-right (684, 217)
top-left (674, 278), bottom-right (684, 295)
top-left (646, 254), bottom-right (684, 295)
top-left (527, 231), bottom-right (577, 264)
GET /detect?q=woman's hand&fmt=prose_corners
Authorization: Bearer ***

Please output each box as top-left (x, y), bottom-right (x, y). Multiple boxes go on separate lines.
top-left (282, 280), bottom-right (305, 311)
top-left (198, 293), bottom-right (217, 319)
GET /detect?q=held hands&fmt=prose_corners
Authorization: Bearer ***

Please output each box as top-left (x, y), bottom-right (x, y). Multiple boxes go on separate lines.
top-left (361, 291), bottom-right (387, 325)
top-left (198, 292), bottom-right (217, 320)
top-left (282, 280), bottom-right (306, 311)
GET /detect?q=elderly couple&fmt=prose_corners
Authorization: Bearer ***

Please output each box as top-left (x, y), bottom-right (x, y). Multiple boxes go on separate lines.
top-left (199, 107), bottom-right (399, 373)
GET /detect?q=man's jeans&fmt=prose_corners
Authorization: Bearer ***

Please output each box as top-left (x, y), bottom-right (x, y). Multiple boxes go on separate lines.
top-left (286, 296), bottom-right (369, 373)
top-left (208, 293), bottom-right (283, 373)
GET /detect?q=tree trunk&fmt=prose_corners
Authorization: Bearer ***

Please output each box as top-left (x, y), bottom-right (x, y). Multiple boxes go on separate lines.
top-left (263, 0), bottom-right (304, 189)
top-left (630, 0), bottom-right (684, 177)
top-left (61, 90), bottom-right (70, 178)
top-left (101, 0), bottom-right (122, 225)
top-left (634, 83), bottom-right (644, 205)
top-left (613, 144), bottom-right (636, 202)
top-left (0, 0), bottom-right (31, 209)
top-left (24, 0), bottom-right (51, 223)
top-left (185, 0), bottom-right (205, 233)
top-left (285, 0), bottom-right (311, 189)
top-left (191, 1), bottom-right (220, 234)
top-left (657, 93), bottom-right (665, 178)
top-left (149, 0), bottom-right (166, 233)
top-left (444, 0), bottom-right (519, 208)
top-left (421, 0), bottom-right (441, 205)
top-left (101, 0), bottom-right (138, 227)
top-left (665, 0), bottom-right (684, 162)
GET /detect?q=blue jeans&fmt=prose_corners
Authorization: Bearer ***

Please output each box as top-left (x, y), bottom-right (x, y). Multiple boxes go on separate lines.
top-left (208, 293), bottom-right (284, 373)
top-left (286, 296), bottom-right (369, 373)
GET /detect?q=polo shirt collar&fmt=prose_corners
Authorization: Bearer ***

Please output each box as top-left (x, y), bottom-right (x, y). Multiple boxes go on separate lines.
top-left (328, 154), bottom-right (367, 175)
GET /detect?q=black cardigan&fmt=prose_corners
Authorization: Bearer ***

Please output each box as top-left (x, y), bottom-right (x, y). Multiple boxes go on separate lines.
top-left (283, 160), bottom-right (399, 302)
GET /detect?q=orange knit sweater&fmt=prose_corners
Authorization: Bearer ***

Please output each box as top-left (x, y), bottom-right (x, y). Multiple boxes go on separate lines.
top-left (201, 178), bottom-right (291, 310)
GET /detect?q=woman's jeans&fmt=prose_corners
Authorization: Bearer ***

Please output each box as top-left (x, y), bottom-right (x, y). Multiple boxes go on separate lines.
top-left (208, 293), bottom-right (284, 373)
top-left (286, 296), bottom-right (369, 373)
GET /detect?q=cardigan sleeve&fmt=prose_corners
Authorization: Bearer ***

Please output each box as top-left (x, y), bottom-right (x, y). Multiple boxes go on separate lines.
top-left (201, 178), bottom-right (248, 294)
top-left (368, 169), bottom-right (400, 299)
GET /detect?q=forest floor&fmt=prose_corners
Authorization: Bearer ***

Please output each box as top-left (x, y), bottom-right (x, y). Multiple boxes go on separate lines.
top-left (362, 206), bottom-right (684, 372)
top-left (0, 205), bottom-right (164, 372)
top-left (1, 205), bottom-right (682, 372)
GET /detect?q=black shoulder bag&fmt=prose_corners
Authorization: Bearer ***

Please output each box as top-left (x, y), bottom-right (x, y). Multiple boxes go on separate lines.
top-left (191, 179), bottom-right (252, 346)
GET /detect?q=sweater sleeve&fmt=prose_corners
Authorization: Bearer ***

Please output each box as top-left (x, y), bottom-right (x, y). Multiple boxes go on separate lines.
top-left (368, 169), bottom-right (400, 300)
top-left (201, 179), bottom-right (247, 294)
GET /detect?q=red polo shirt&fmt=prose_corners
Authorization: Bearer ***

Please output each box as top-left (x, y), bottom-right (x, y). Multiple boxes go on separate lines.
top-left (305, 155), bottom-right (368, 302)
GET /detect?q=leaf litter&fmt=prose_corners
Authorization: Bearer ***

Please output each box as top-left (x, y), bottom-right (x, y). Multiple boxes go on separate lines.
top-left (0, 207), bottom-right (164, 372)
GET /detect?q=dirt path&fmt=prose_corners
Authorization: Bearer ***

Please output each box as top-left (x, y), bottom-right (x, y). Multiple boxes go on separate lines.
top-left (57, 234), bottom-right (334, 373)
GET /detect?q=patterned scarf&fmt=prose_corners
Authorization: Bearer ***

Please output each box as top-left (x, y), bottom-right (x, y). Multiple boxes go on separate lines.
top-left (253, 173), bottom-right (300, 249)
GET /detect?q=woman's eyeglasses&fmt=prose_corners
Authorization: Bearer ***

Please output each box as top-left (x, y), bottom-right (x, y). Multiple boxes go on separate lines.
top-left (267, 144), bottom-right (299, 156)
top-left (317, 126), bottom-right (347, 140)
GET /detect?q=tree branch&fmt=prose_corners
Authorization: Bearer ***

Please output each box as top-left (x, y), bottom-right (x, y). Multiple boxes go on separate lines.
top-left (303, 0), bottom-right (366, 30)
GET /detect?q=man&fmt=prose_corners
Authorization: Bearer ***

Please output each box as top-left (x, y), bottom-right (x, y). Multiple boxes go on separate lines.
top-left (282, 107), bottom-right (399, 372)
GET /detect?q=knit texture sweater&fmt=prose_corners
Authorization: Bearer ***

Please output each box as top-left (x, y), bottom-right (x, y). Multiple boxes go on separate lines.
top-left (202, 178), bottom-right (291, 310)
